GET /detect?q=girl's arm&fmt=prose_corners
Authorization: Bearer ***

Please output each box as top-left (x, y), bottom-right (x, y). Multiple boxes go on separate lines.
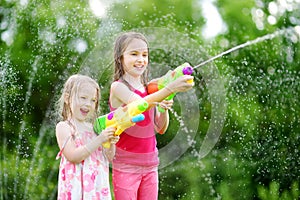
top-left (154, 99), bottom-right (174, 134)
top-left (103, 145), bottom-right (115, 162)
top-left (110, 81), bottom-right (142, 108)
top-left (110, 75), bottom-right (194, 108)
top-left (110, 81), bottom-right (173, 134)
top-left (56, 121), bottom-right (115, 164)
top-left (154, 108), bottom-right (169, 134)
top-left (103, 135), bottom-right (119, 162)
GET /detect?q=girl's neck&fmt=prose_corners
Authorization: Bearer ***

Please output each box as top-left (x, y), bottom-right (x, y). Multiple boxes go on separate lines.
top-left (122, 73), bottom-right (143, 89)
top-left (69, 118), bottom-right (90, 132)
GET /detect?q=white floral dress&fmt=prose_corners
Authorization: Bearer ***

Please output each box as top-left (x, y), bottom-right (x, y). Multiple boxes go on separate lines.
top-left (56, 130), bottom-right (111, 200)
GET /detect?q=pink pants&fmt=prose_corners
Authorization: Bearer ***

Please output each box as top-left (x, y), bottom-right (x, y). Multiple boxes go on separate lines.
top-left (112, 169), bottom-right (158, 200)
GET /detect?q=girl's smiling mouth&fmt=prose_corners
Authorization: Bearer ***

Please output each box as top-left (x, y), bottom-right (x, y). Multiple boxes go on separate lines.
top-left (80, 108), bottom-right (89, 116)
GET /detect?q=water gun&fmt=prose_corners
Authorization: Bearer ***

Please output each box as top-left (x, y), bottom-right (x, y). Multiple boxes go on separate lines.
top-left (94, 99), bottom-right (149, 148)
top-left (147, 62), bottom-right (194, 112)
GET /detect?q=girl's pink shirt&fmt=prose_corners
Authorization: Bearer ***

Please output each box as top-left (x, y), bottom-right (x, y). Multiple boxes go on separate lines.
top-left (109, 81), bottom-right (159, 171)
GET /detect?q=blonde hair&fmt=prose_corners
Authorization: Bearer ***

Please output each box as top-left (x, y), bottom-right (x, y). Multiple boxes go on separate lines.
top-left (57, 74), bottom-right (100, 122)
top-left (113, 32), bottom-right (150, 86)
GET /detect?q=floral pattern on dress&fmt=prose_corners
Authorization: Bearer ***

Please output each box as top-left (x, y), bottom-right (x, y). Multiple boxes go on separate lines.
top-left (57, 131), bottom-right (111, 200)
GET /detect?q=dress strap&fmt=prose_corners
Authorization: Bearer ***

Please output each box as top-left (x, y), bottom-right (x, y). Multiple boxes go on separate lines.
top-left (55, 135), bottom-right (72, 160)
top-left (118, 78), bottom-right (147, 96)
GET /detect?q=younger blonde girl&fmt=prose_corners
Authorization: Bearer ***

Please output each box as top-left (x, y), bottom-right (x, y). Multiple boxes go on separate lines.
top-left (55, 74), bottom-right (119, 200)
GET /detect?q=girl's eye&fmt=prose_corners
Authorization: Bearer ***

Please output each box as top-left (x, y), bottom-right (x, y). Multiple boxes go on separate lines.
top-left (81, 96), bottom-right (86, 99)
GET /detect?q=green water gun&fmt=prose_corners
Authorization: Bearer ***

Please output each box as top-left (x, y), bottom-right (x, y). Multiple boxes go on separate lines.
top-left (147, 62), bottom-right (194, 112)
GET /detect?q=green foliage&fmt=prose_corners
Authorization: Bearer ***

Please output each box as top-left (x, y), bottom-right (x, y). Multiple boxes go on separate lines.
top-left (159, 151), bottom-right (255, 200)
top-left (257, 181), bottom-right (300, 200)
top-left (1, 150), bottom-right (58, 199)
top-left (108, 0), bottom-right (205, 39)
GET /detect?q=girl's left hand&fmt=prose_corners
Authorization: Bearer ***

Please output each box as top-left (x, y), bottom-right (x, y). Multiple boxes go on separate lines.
top-left (159, 99), bottom-right (174, 110)
top-left (110, 136), bottom-right (120, 144)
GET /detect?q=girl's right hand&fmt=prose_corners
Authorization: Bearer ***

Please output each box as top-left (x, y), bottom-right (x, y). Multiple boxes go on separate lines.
top-left (100, 127), bottom-right (116, 143)
top-left (167, 75), bottom-right (194, 93)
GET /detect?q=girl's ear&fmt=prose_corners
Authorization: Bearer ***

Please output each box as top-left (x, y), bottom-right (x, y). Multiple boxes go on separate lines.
top-left (64, 93), bottom-right (69, 104)
top-left (119, 55), bottom-right (123, 63)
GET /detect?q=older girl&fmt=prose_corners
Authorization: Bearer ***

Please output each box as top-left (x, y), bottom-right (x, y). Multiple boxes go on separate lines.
top-left (110, 32), bottom-right (194, 200)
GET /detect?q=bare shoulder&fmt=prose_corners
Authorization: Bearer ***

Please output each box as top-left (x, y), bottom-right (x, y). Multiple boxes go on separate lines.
top-left (56, 121), bottom-right (69, 129)
top-left (110, 81), bottom-right (130, 94)
top-left (56, 121), bottom-right (72, 137)
top-left (110, 81), bottom-right (135, 107)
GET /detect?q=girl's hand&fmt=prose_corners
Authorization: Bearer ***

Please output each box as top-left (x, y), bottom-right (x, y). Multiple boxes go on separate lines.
top-left (101, 127), bottom-right (116, 143)
top-left (159, 99), bottom-right (174, 110)
top-left (110, 135), bottom-right (120, 145)
top-left (167, 75), bottom-right (194, 93)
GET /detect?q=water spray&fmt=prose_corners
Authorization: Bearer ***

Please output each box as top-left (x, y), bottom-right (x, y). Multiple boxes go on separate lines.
top-left (147, 27), bottom-right (294, 160)
top-left (193, 28), bottom-right (290, 69)
top-left (148, 27), bottom-right (293, 96)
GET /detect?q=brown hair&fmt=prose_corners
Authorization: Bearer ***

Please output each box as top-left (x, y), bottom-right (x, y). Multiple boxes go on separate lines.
top-left (113, 32), bottom-right (150, 86)
top-left (57, 74), bottom-right (100, 122)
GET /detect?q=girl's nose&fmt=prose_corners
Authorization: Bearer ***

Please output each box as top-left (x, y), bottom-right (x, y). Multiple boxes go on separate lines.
top-left (137, 56), bottom-right (144, 62)
top-left (85, 100), bottom-right (93, 107)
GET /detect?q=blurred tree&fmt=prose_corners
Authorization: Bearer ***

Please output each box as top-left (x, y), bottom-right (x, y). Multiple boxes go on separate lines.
top-left (1, 0), bottom-right (104, 199)
top-left (216, 0), bottom-right (300, 197)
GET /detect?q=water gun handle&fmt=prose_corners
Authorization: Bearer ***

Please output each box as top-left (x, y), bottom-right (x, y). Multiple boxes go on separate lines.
top-left (94, 99), bottom-right (149, 148)
top-left (102, 114), bottom-right (145, 148)
top-left (147, 63), bottom-right (194, 112)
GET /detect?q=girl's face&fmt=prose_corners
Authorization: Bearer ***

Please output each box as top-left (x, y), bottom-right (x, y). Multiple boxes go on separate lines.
top-left (122, 38), bottom-right (148, 78)
top-left (71, 83), bottom-right (97, 122)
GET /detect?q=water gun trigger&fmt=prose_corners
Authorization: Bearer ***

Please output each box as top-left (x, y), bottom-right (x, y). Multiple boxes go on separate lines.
top-left (94, 99), bottom-right (149, 148)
